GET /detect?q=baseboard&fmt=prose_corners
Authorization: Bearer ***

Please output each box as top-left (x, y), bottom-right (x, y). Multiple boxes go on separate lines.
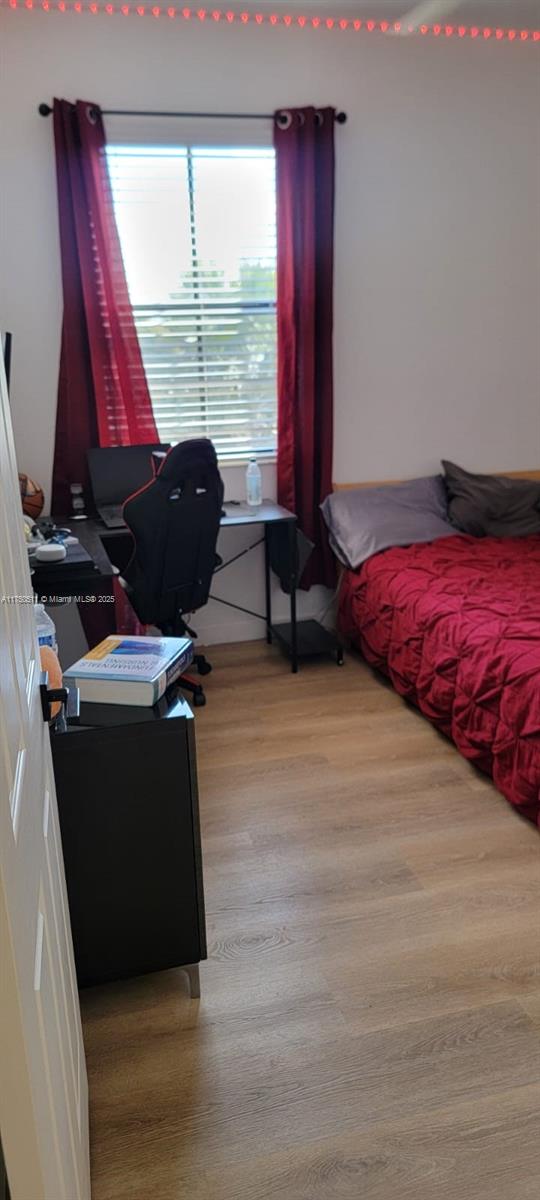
top-left (190, 618), bottom-right (269, 645)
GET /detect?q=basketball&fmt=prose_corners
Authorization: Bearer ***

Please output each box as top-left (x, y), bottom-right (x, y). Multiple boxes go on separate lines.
top-left (19, 472), bottom-right (44, 519)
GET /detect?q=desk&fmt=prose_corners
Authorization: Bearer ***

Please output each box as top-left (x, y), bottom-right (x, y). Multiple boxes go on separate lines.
top-left (33, 502), bottom-right (311, 672)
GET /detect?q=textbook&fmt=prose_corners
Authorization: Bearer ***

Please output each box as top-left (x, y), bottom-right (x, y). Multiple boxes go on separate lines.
top-left (63, 635), bottom-right (193, 707)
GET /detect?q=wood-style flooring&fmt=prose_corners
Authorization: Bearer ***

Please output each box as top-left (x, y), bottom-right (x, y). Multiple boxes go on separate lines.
top-left (81, 640), bottom-right (540, 1200)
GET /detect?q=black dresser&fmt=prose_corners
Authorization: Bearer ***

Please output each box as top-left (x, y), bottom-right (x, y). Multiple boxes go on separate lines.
top-left (51, 692), bottom-right (206, 998)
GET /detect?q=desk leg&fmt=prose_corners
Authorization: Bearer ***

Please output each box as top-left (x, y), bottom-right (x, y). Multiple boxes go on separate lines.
top-left (289, 521), bottom-right (298, 674)
top-left (264, 526), bottom-right (272, 644)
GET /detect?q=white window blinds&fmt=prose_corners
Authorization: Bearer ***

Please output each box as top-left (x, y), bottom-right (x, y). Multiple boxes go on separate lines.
top-left (106, 144), bottom-right (278, 461)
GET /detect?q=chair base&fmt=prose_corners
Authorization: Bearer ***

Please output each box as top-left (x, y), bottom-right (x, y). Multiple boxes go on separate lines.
top-left (193, 653), bottom-right (212, 677)
top-left (178, 673), bottom-right (206, 707)
top-left (160, 620), bottom-right (212, 706)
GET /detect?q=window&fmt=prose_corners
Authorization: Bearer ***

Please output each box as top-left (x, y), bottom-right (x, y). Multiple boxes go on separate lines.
top-left (106, 144), bottom-right (277, 461)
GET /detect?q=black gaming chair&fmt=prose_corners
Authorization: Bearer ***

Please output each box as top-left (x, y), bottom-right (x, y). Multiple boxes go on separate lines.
top-left (122, 438), bottom-right (224, 707)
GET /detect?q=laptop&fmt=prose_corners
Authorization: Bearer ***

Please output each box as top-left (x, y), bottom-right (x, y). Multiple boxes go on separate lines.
top-left (87, 444), bottom-right (170, 528)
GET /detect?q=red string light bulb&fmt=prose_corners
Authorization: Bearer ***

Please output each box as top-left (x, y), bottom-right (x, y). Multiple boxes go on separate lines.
top-left (5, 1), bottom-right (539, 43)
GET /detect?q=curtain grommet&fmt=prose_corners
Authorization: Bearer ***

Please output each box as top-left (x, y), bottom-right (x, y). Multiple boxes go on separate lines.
top-left (276, 110), bottom-right (293, 130)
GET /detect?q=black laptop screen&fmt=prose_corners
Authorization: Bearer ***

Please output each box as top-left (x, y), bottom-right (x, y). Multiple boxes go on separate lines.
top-left (87, 445), bottom-right (170, 509)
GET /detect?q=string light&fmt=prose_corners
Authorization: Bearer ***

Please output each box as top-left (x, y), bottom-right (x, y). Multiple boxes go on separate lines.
top-left (6, 0), bottom-right (539, 43)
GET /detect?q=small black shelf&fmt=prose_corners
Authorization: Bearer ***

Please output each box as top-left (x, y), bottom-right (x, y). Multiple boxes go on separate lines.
top-left (271, 619), bottom-right (344, 665)
top-left (51, 691), bottom-right (206, 993)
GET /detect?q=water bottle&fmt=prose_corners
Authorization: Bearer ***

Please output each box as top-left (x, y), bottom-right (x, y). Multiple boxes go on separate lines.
top-left (34, 603), bottom-right (57, 652)
top-left (246, 458), bottom-right (262, 507)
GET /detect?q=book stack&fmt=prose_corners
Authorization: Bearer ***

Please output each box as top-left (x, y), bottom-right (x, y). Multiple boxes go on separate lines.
top-left (64, 635), bottom-right (193, 707)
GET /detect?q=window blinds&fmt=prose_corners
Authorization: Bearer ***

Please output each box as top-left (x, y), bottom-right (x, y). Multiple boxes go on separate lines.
top-left (106, 144), bottom-right (278, 460)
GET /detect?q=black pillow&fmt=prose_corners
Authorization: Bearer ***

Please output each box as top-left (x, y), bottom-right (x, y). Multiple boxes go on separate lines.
top-left (442, 461), bottom-right (540, 538)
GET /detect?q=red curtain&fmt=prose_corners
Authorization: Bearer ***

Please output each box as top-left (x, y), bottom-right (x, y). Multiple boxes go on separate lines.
top-left (274, 106), bottom-right (336, 590)
top-left (51, 99), bottom-right (158, 515)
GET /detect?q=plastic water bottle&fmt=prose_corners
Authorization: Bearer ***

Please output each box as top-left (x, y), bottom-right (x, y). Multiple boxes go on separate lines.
top-left (34, 603), bottom-right (57, 652)
top-left (246, 458), bottom-right (262, 507)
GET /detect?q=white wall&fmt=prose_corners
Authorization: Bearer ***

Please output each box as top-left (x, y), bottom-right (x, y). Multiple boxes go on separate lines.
top-left (1, 12), bottom-right (539, 642)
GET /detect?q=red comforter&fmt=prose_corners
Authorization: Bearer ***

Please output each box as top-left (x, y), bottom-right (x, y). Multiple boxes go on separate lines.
top-left (339, 534), bottom-right (540, 828)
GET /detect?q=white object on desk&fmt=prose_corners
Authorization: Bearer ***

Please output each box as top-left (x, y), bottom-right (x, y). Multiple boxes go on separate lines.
top-left (35, 543), bottom-right (67, 563)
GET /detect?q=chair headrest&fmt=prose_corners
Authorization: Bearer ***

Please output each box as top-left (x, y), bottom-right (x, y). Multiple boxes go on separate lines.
top-left (157, 438), bottom-right (219, 483)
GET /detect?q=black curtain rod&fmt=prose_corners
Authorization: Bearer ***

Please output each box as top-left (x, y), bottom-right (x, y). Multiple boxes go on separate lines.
top-left (38, 103), bottom-right (347, 123)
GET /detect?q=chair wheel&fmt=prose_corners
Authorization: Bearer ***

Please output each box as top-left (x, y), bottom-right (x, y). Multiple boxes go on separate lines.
top-left (197, 660), bottom-right (212, 677)
top-left (193, 692), bottom-right (206, 707)
top-left (336, 649), bottom-right (344, 666)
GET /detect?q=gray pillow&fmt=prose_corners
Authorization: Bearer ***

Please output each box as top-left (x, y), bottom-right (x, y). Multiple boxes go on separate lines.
top-left (321, 476), bottom-right (456, 570)
top-left (442, 461), bottom-right (540, 538)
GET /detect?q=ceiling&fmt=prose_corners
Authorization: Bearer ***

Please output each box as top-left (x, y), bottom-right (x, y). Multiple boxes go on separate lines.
top-left (224, 0), bottom-right (540, 24)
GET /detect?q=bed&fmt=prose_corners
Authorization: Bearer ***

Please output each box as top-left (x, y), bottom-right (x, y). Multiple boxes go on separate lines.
top-left (334, 493), bottom-right (540, 831)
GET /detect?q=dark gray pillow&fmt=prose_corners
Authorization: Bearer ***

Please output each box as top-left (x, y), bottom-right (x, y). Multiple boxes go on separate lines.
top-left (442, 461), bottom-right (540, 538)
top-left (321, 476), bottom-right (456, 569)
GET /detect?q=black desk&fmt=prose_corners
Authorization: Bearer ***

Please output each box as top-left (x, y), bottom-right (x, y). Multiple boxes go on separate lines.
top-left (34, 501), bottom-right (308, 672)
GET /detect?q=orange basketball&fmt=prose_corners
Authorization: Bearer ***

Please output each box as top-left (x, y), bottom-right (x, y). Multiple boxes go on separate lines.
top-left (19, 472), bottom-right (44, 519)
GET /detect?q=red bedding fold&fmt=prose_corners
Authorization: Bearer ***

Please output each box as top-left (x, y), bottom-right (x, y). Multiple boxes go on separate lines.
top-left (339, 534), bottom-right (540, 828)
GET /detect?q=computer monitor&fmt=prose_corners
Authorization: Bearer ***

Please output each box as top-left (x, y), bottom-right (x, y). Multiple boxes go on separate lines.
top-left (87, 444), bottom-right (170, 509)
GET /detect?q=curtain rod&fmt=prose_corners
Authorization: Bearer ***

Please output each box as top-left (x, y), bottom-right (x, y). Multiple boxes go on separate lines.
top-left (38, 103), bottom-right (347, 123)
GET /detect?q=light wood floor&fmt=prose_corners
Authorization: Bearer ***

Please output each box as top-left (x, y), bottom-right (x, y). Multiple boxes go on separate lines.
top-left (81, 641), bottom-right (540, 1200)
